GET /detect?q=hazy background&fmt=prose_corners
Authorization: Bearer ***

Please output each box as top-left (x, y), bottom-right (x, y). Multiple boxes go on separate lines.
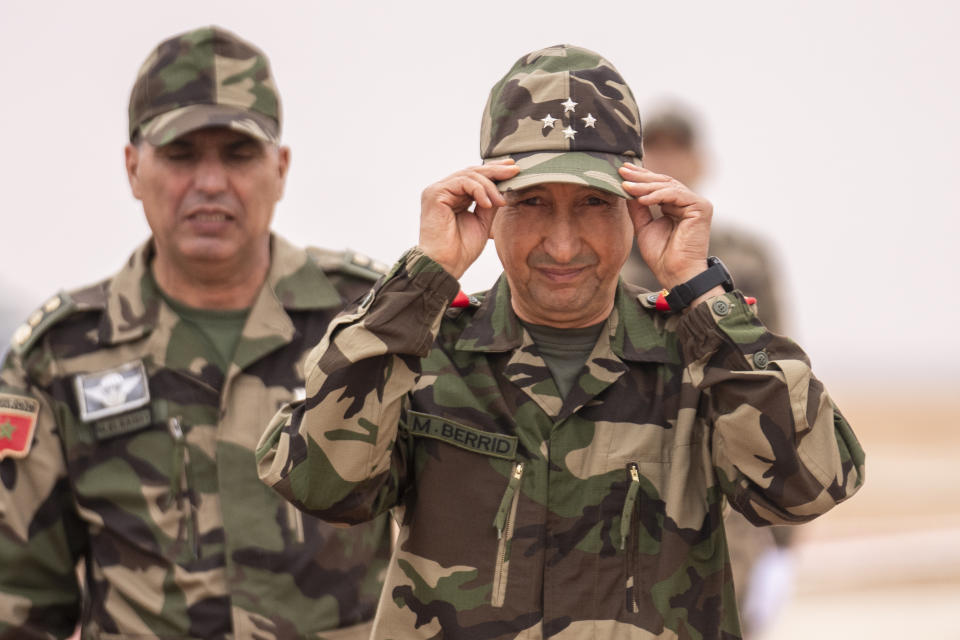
top-left (2, 1), bottom-right (958, 638)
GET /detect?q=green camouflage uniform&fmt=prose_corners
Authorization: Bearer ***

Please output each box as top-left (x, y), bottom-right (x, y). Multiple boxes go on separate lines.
top-left (0, 235), bottom-right (391, 639)
top-left (257, 247), bottom-right (865, 640)
top-left (622, 229), bottom-right (793, 634)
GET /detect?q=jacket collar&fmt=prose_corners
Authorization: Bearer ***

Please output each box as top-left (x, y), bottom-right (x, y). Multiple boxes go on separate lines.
top-left (99, 234), bottom-right (343, 349)
top-left (455, 275), bottom-right (677, 365)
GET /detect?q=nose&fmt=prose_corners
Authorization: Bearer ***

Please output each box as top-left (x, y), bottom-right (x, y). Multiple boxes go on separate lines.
top-left (193, 155), bottom-right (228, 194)
top-left (541, 209), bottom-right (581, 263)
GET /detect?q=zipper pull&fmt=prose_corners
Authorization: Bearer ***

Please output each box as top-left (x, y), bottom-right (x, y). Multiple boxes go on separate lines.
top-left (167, 418), bottom-right (185, 504)
top-left (494, 462), bottom-right (524, 539)
top-left (620, 462), bottom-right (641, 550)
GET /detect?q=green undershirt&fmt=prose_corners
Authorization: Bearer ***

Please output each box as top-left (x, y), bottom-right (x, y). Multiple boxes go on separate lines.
top-left (520, 320), bottom-right (605, 398)
top-left (155, 282), bottom-right (250, 369)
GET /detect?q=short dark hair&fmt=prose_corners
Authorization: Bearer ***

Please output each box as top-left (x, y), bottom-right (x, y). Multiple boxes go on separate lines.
top-left (642, 110), bottom-right (698, 150)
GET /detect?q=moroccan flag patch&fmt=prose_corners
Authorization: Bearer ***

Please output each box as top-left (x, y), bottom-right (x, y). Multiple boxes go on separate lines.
top-left (0, 392), bottom-right (40, 460)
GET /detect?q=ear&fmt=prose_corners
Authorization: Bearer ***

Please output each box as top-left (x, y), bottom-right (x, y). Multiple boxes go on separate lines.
top-left (124, 144), bottom-right (143, 200)
top-left (275, 145), bottom-right (291, 200)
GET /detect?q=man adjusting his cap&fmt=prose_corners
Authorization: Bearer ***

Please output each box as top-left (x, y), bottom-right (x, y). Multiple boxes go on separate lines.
top-left (258, 45), bottom-right (864, 639)
top-left (0, 26), bottom-right (390, 639)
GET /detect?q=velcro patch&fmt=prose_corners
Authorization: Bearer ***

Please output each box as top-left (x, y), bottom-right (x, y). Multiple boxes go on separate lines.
top-left (0, 392), bottom-right (41, 460)
top-left (95, 408), bottom-right (152, 440)
top-left (74, 360), bottom-right (151, 422)
top-left (406, 411), bottom-right (517, 459)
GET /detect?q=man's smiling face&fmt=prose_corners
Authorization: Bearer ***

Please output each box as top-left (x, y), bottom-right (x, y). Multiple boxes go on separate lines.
top-left (492, 182), bottom-right (633, 328)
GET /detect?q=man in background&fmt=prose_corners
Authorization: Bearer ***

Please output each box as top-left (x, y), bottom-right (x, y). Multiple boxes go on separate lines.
top-left (0, 26), bottom-right (390, 639)
top-left (621, 105), bottom-right (795, 636)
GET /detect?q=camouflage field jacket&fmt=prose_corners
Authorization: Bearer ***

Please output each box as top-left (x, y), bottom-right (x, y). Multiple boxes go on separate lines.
top-left (258, 248), bottom-right (865, 640)
top-left (0, 236), bottom-right (391, 640)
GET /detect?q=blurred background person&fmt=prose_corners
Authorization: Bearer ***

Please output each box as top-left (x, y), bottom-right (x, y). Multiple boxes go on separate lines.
top-left (621, 104), bottom-right (795, 637)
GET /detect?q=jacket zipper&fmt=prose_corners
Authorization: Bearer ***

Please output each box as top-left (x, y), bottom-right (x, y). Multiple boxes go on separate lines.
top-left (286, 502), bottom-right (305, 544)
top-left (492, 461), bottom-right (524, 608)
top-left (168, 417), bottom-right (199, 560)
top-left (621, 462), bottom-right (641, 613)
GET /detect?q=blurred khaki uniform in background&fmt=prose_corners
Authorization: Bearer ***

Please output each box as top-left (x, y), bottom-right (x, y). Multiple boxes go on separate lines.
top-left (621, 107), bottom-right (795, 637)
top-left (0, 26), bottom-right (390, 639)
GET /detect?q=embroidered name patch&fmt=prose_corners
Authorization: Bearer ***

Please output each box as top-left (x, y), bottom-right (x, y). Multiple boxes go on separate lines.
top-left (0, 392), bottom-right (40, 460)
top-left (94, 408), bottom-right (152, 440)
top-left (74, 360), bottom-right (151, 422)
top-left (407, 411), bottom-right (517, 459)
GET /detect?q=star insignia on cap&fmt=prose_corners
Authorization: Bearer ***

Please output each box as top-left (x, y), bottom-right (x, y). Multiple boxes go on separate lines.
top-left (0, 420), bottom-right (15, 441)
top-left (562, 126), bottom-right (577, 140)
top-left (541, 114), bottom-right (558, 129)
top-left (582, 113), bottom-right (597, 128)
top-left (562, 98), bottom-right (578, 114)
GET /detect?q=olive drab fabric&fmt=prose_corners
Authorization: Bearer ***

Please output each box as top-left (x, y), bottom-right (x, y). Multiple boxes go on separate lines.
top-left (480, 44), bottom-right (643, 198)
top-left (258, 248), bottom-right (865, 640)
top-left (0, 235), bottom-right (391, 639)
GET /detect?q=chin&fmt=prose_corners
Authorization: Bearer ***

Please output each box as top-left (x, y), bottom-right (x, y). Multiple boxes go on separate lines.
top-left (176, 239), bottom-right (240, 263)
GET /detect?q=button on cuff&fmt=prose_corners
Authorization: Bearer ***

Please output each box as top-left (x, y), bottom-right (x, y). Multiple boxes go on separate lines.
top-left (753, 350), bottom-right (770, 369)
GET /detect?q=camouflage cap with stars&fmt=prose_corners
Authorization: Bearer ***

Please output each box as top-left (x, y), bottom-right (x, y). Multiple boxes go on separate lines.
top-left (480, 44), bottom-right (643, 198)
top-left (128, 26), bottom-right (281, 147)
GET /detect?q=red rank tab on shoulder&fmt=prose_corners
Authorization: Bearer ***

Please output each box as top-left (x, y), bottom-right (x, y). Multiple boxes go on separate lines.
top-left (0, 393), bottom-right (40, 460)
top-left (655, 289), bottom-right (671, 311)
top-left (745, 297), bottom-right (757, 305)
top-left (451, 291), bottom-right (470, 308)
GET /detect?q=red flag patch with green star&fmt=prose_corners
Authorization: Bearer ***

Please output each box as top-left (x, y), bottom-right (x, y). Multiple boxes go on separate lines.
top-left (0, 392), bottom-right (40, 460)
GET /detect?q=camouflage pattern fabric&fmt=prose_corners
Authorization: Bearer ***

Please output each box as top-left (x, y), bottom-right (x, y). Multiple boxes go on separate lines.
top-left (129, 25), bottom-right (281, 146)
top-left (0, 235), bottom-right (390, 639)
top-left (258, 248), bottom-right (865, 640)
top-left (622, 227), bottom-right (793, 634)
top-left (480, 45), bottom-right (643, 198)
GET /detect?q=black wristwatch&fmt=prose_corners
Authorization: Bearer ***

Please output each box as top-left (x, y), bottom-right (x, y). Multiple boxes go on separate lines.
top-left (664, 256), bottom-right (734, 312)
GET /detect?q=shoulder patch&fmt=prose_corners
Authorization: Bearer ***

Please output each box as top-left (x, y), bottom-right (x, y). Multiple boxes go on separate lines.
top-left (307, 247), bottom-right (389, 283)
top-left (10, 292), bottom-right (76, 356)
top-left (0, 392), bottom-right (41, 460)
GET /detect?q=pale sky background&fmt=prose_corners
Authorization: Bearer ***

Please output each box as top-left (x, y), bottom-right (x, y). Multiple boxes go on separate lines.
top-left (1, 0), bottom-right (958, 388)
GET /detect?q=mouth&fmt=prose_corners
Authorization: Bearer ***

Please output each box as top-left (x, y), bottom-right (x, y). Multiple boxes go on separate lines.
top-left (186, 208), bottom-right (235, 221)
top-left (536, 266), bottom-right (588, 283)
top-left (183, 208), bottom-right (237, 232)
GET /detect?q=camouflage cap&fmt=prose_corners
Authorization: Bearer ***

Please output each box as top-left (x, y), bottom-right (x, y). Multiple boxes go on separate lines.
top-left (480, 45), bottom-right (642, 198)
top-left (128, 26), bottom-right (281, 146)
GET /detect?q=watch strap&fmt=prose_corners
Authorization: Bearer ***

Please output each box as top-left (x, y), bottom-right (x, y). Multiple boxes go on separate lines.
top-left (663, 257), bottom-right (733, 312)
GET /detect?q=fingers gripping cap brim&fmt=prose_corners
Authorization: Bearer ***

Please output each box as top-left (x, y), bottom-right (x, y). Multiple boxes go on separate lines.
top-left (486, 151), bottom-right (632, 199)
top-left (137, 104), bottom-right (280, 146)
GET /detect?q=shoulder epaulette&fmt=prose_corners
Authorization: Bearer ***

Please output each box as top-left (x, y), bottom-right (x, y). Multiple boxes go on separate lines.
top-left (306, 247), bottom-right (390, 282)
top-left (10, 292), bottom-right (77, 355)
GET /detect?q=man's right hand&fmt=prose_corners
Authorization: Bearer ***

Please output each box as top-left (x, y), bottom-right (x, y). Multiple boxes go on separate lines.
top-left (418, 160), bottom-right (519, 279)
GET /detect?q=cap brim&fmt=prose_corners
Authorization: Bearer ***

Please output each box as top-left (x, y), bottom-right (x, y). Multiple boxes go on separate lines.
top-left (485, 151), bottom-right (633, 198)
top-left (138, 104), bottom-right (280, 146)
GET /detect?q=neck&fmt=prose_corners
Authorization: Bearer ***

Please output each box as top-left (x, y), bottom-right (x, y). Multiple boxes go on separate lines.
top-left (152, 244), bottom-right (270, 310)
top-left (511, 300), bottom-right (614, 329)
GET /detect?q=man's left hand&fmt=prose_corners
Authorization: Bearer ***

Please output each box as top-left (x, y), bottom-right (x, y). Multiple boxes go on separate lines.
top-left (620, 162), bottom-right (714, 291)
